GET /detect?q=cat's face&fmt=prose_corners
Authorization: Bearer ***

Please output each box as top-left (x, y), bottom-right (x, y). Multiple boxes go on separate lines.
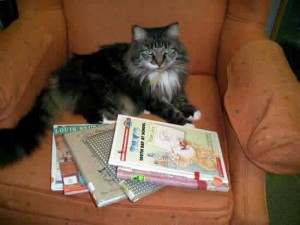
top-left (127, 23), bottom-right (189, 74)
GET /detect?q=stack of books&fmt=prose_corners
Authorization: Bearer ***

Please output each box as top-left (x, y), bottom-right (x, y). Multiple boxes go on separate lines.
top-left (50, 115), bottom-right (229, 208)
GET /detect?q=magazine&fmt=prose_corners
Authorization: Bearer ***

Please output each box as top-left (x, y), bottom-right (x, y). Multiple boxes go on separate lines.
top-left (51, 124), bottom-right (102, 192)
top-left (109, 115), bottom-right (229, 189)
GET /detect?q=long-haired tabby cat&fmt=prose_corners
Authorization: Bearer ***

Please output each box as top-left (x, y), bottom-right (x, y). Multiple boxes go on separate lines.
top-left (0, 23), bottom-right (201, 167)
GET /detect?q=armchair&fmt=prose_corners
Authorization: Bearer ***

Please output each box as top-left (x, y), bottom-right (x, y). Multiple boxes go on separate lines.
top-left (0, 0), bottom-right (299, 224)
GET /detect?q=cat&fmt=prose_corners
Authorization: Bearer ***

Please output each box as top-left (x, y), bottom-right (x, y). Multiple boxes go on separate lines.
top-left (0, 23), bottom-right (201, 167)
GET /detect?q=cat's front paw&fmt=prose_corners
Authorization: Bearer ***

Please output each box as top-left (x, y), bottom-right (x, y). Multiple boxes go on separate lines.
top-left (183, 123), bottom-right (195, 128)
top-left (101, 115), bottom-right (116, 124)
top-left (187, 110), bottom-right (201, 121)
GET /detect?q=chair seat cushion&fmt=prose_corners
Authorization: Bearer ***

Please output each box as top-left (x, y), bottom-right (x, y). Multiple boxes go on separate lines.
top-left (0, 75), bottom-right (232, 225)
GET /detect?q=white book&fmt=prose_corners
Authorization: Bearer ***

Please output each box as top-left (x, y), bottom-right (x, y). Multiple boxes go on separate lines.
top-left (109, 115), bottom-right (229, 189)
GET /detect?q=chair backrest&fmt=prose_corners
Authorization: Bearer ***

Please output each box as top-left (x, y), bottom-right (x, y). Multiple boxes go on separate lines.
top-left (63, 0), bottom-right (227, 75)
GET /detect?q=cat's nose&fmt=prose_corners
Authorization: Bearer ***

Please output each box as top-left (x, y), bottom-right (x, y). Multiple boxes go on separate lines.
top-left (155, 55), bottom-right (165, 67)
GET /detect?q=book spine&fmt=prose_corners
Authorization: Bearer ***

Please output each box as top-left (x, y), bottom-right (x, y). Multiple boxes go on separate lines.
top-left (50, 133), bottom-right (63, 191)
top-left (116, 167), bottom-right (203, 189)
top-left (112, 161), bottom-right (223, 182)
top-left (117, 167), bottom-right (229, 192)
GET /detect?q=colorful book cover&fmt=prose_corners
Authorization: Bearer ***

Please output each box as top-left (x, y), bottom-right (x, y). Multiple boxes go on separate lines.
top-left (51, 124), bottom-right (102, 192)
top-left (54, 134), bottom-right (89, 195)
top-left (109, 115), bottom-right (229, 187)
top-left (63, 125), bottom-right (127, 207)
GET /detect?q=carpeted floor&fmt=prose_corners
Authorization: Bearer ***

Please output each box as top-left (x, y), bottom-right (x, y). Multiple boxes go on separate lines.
top-left (266, 173), bottom-right (300, 225)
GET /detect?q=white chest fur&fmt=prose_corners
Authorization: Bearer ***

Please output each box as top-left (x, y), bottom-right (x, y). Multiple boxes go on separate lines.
top-left (148, 70), bottom-right (181, 102)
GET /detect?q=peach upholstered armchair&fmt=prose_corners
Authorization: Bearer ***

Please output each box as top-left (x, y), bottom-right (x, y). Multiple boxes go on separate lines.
top-left (0, 0), bottom-right (299, 225)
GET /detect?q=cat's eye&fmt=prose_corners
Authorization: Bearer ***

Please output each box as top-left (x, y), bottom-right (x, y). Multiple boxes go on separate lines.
top-left (165, 48), bottom-right (175, 54)
top-left (144, 49), bottom-right (154, 55)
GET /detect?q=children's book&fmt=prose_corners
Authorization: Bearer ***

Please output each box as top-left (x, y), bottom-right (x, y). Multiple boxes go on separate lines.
top-left (63, 125), bottom-right (127, 207)
top-left (51, 124), bottom-right (102, 193)
top-left (109, 115), bottom-right (229, 191)
top-left (117, 166), bottom-right (228, 192)
top-left (75, 125), bottom-right (164, 202)
top-left (54, 133), bottom-right (89, 195)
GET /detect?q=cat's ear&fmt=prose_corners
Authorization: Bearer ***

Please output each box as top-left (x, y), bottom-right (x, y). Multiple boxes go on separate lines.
top-left (166, 23), bottom-right (179, 39)
top-left (132, 25), bottom-right (147, 41)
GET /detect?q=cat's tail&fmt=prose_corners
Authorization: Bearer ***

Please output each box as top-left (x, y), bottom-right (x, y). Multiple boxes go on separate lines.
top-left (0, 82), bottom-right (64, 167)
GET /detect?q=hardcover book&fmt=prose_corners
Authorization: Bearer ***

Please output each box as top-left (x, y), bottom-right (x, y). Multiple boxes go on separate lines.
top-left (51, 124), bottom-right (102, 192)
top-left (54, 133), bottom-right (89, 195)
top-left (109, 115), bottom-right (229, 191)
top-left (77, 125), bottom-right (164, 202)
top-left (63, 125), bottom-right (127, 207)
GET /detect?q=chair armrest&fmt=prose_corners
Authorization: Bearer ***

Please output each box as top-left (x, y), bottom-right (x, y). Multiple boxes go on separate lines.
top-left (217, 0), bottom-right (271, 97)
top-left (0, 17), bottom-right (53, 119)
top-left (224, 40), bottom-right (300, 174)
top-left (0, 2), bottom-right (67, 122)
